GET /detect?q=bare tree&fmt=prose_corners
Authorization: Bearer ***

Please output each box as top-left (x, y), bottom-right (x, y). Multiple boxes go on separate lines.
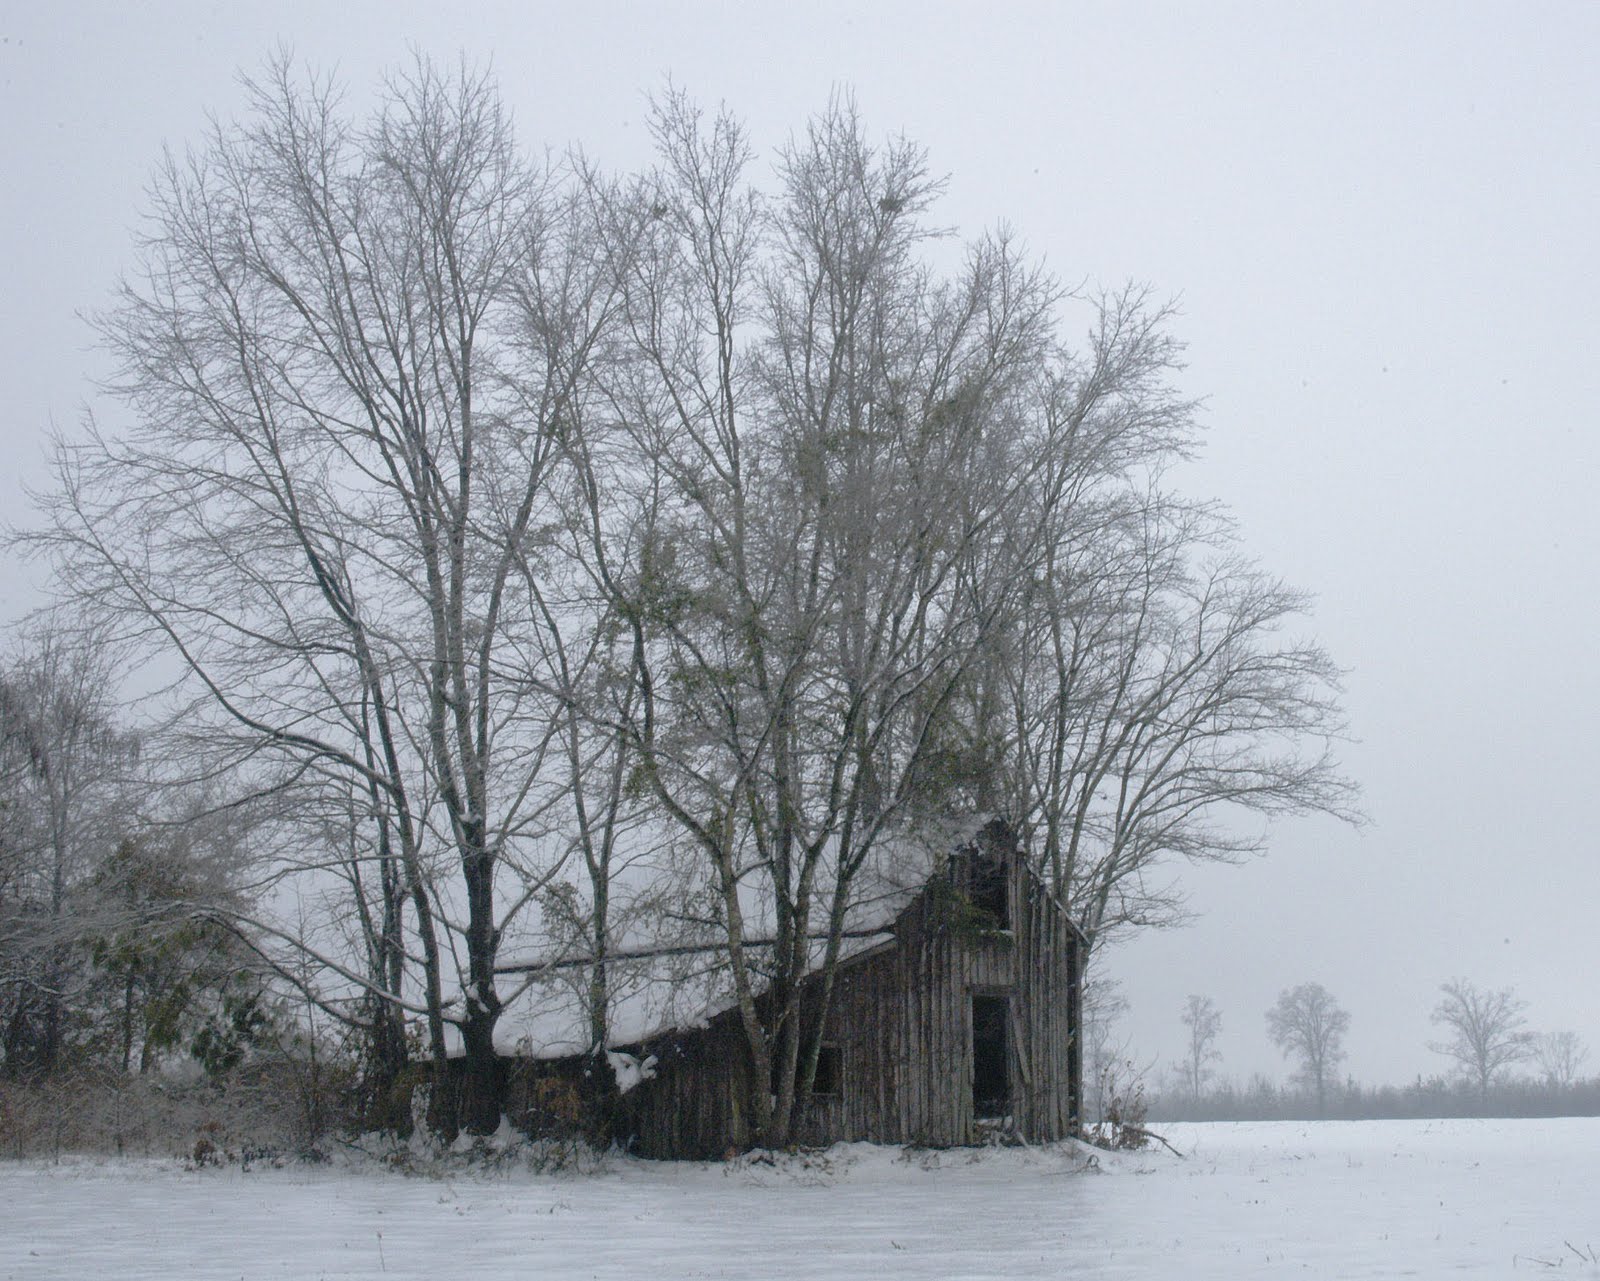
top-left (1532, 1030), bottom-right (1589, 1090)
top-left (26, 55), bottom-right (615, 1131)
top-left (991, 479), bottom-right (1360, 951)
top-left (1429, 979), bottom-right (1535, 1104)
top-left (1266, 981), bottom-right (1349, 1113)
top-left (532, 87), bottom-right (1353, 1147)
top-left (1179, 994), bottom-right (1223, 1103)
top-left (578, 91), bottom-right (1089, 1145)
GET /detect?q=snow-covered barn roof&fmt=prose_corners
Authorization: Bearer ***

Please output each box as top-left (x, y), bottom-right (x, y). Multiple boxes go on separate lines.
top-left (490, 816), bottom-right (1000, 1058)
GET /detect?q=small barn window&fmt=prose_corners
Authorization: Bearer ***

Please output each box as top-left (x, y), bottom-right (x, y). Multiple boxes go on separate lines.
top-left (969, 853), bottom-right (1010, 930)
top-left (972, 993), bottom-right (1011, 1118)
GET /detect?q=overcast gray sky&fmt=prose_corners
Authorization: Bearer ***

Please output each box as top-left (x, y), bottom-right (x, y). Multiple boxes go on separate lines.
top-left (3, 1), bottom-right (1596, 1089)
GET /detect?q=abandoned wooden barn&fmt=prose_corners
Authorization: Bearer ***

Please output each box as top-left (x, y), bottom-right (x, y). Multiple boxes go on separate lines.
top-left (529, 819), bottom-right (1085, 1158)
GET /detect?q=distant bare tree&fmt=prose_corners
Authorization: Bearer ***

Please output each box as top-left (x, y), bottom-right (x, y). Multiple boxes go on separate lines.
top-left (1533, 1030), bottom-right (1589, 1090)
top-left (1429, 979), bottom-right (1535, 1103)
top-left (1179, 994), bottom-right (1223, 1102)
top-left (1266, 981), bottom-right (1349, 1113)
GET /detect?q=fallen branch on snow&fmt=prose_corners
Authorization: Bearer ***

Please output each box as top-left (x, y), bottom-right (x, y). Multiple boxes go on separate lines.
top-left (1120, 1125), bottom-right (1185, 1158)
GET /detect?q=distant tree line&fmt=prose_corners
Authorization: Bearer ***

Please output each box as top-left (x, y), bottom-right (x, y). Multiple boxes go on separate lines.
top-left (1127, 980), bottom-right (1596, 1123)
top-left (1150, 1073), bottom-right (1600, 1124)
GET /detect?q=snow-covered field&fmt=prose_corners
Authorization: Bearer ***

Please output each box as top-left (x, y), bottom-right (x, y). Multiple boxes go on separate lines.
top-left (3, 1118), bottom-right (1597, 1279)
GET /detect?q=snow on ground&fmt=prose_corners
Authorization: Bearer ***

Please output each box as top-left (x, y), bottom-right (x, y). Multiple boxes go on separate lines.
top-left (3, 1118), bottom-right (1598, 1279)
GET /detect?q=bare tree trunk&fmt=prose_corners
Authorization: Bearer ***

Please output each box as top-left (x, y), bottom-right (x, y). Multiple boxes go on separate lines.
top-left (120, 966), bottom-right (137, 1075)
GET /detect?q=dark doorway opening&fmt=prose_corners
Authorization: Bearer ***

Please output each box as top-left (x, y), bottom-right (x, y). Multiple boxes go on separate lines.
top-left (812, 1044), bottom-right (842, 1097)
top-left (972, 994), bottom-right (1010, 1118)
top-left (772, 1042), bottom-right (844, 1098)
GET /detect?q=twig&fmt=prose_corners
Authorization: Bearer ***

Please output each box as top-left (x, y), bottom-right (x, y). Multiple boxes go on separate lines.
top-left (1124, 1125), bottom-right (1185, 1158)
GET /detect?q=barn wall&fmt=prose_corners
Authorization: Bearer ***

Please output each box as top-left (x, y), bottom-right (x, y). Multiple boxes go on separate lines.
top-left (619, 821), bottom-right (1082, 1157)
top-left (621, 1012), bottom-right (753, 1159)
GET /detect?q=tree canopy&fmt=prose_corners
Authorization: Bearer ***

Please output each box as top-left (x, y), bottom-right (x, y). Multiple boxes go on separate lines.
top-left (17, 55), bottom-right (1357, 1140)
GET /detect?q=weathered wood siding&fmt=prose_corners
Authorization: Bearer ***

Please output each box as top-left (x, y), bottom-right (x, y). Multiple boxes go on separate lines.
top-left (621, 820), bottom-right (1082, 1158)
